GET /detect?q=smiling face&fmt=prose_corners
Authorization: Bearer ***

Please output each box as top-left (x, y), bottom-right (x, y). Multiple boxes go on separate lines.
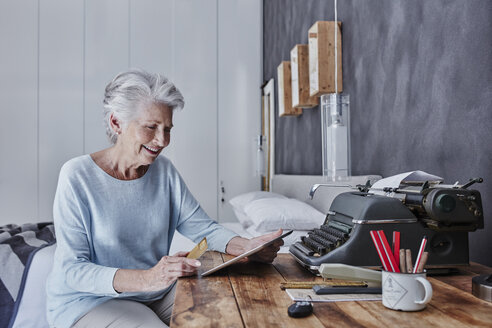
top-left (117, 102), bottom-right (173, 166)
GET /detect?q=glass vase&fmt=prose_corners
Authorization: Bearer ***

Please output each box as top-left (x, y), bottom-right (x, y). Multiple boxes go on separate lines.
top-left (320, 93), bottom-right (351, 180)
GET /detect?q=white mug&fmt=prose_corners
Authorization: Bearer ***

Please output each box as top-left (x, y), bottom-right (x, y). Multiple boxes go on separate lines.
top-left (382, 270), bottom-right (433, 311)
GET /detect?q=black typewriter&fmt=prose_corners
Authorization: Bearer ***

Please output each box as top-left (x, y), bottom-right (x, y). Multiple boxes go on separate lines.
top-left (289, 177), bottom-right (484, 274)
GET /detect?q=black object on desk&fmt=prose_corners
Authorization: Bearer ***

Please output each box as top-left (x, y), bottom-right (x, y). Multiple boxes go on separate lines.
top-left (287, 301), bottom-right (313, 318)
top-left (472, 274), bottom-right (492, 302)
top-left (313, 285), bottom-right (382, 295)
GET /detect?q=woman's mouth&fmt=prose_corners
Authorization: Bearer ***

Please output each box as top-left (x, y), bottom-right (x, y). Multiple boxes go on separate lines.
top-left (143, 145), bottom-right (160, 155)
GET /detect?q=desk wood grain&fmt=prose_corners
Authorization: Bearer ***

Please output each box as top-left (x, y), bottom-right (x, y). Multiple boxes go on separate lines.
top-left (171, 251), bottom-right (243, 327)
top-left (171, 252), bottom-right (492, 328)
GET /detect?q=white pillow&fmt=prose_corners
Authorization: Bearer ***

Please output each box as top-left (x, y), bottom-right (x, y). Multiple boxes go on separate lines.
top-left (229, 191), bottom-right (287, 228)
top-left (243, 198), bottom-right (326, 232)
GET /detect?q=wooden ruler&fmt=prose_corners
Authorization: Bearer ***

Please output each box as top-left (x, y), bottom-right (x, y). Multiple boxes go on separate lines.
top-left (280, 280), bottom-right (367, 290)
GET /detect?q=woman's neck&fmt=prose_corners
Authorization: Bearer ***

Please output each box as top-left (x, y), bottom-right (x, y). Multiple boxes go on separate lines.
top-left (91, 146), bottom-right (149, 180)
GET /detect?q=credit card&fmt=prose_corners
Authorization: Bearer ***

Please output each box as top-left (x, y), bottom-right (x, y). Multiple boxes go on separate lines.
top-left (186, 237), bottom-right (208, 259)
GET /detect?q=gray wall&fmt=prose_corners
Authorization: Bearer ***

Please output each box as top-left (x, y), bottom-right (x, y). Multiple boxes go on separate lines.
top-left (263, 0), bottom-right (492, 266)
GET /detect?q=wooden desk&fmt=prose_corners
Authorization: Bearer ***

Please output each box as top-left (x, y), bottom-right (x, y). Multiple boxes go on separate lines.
top-left (171, 252), bottom-right (492, 327)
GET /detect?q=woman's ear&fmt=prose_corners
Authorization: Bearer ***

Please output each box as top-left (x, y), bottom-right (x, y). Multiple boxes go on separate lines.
top-left (110, 113), bottom-right (122, 135)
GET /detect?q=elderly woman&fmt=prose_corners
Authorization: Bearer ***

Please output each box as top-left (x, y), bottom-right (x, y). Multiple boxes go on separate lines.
top-left (46, 70), bottom-right (283, 328)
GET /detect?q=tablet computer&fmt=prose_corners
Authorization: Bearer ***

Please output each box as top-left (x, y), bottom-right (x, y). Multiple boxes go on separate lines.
top-left (201, 230), bottom-right (293, 277)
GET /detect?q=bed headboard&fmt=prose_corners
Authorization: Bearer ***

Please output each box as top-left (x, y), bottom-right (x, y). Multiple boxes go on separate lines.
top-left (271, 175), bottom-right (381, 214)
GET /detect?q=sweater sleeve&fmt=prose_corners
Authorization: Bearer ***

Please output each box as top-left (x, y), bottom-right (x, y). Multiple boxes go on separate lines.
top-left (171, 166), bottom-right (238, 253)
top-left (177, 206), bottom-right (238, 253)
top-left (53, 165), bottom-right (119, 297)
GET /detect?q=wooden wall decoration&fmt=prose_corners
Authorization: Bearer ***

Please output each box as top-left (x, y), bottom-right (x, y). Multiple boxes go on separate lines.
top-left (308, 21), bottom-right (343, 97)
top-left (291, 44), bottom-right (319, 108)
top-left (277, 61), bottom-right (302, 116)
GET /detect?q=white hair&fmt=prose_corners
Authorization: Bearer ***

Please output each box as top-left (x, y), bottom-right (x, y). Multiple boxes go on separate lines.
top-left (103, 69), bottom-right (185, 144)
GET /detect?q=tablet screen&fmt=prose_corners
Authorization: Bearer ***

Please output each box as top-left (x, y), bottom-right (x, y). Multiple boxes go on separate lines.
top-left (201, 230), bottom-right (293, 277)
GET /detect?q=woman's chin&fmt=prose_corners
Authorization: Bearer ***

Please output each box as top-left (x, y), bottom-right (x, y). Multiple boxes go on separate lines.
top-left (142, 157), bottom-right (156, 165)
top-left (143, 152), bottom-right (160, 163)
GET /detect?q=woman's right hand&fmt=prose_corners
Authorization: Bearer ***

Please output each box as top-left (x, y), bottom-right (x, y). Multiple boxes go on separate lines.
top-left (144, 252), bottom-right (201, 291)
top-left (113, 252), bottom-right (201, 293)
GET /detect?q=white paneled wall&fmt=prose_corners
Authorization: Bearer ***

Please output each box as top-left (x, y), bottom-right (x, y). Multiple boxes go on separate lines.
top-left (130, 0), bottom-right (174, 75)
top-left (0, 0), bottom-right (261, 226)
top-left (38, 0), bottom-right (85, 219)
top-left (0, 0), bottom-right (39, 221)
top-left (84, 0), bottom-right (130, 154)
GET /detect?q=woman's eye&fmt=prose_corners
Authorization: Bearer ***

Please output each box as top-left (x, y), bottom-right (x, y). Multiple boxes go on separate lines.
top-left (147, 126), bottom-right (157, 130)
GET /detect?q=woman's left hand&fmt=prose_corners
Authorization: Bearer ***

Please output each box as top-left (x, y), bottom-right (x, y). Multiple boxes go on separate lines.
top-left (226, 229), bottom-right (284, 263)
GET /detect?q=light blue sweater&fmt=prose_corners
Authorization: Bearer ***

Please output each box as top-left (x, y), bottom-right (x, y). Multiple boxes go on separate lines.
top-left (46, 155), bottom-right (238, 327)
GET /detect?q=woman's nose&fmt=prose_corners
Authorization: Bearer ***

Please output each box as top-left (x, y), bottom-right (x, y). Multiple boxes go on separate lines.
top-left (155, 130), bottom-right (169, 147)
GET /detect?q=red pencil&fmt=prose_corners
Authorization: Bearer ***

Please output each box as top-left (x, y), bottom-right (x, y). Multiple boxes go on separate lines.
top-left (393, 231), bottom-right (400, 267)
top-left (370, 230), bottom-right (390, 271)
top-left (377, 230), bottom-right (400, 273)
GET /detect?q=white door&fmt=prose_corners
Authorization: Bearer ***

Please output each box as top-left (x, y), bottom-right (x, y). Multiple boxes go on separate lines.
top-left (217, 0), bottom-right (262, 222)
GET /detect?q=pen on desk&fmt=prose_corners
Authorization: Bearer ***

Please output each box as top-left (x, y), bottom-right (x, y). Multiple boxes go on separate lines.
top-left (417, 251), bottom-right (429, 273)
top-left (399, 248), bottom-right (406, 273)
top-left (413, 236), bottom-right (428, 274)
top-left (313, 285), bottom-right (382, 295)
top-left (406, 249), bottom-right (413, 273)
